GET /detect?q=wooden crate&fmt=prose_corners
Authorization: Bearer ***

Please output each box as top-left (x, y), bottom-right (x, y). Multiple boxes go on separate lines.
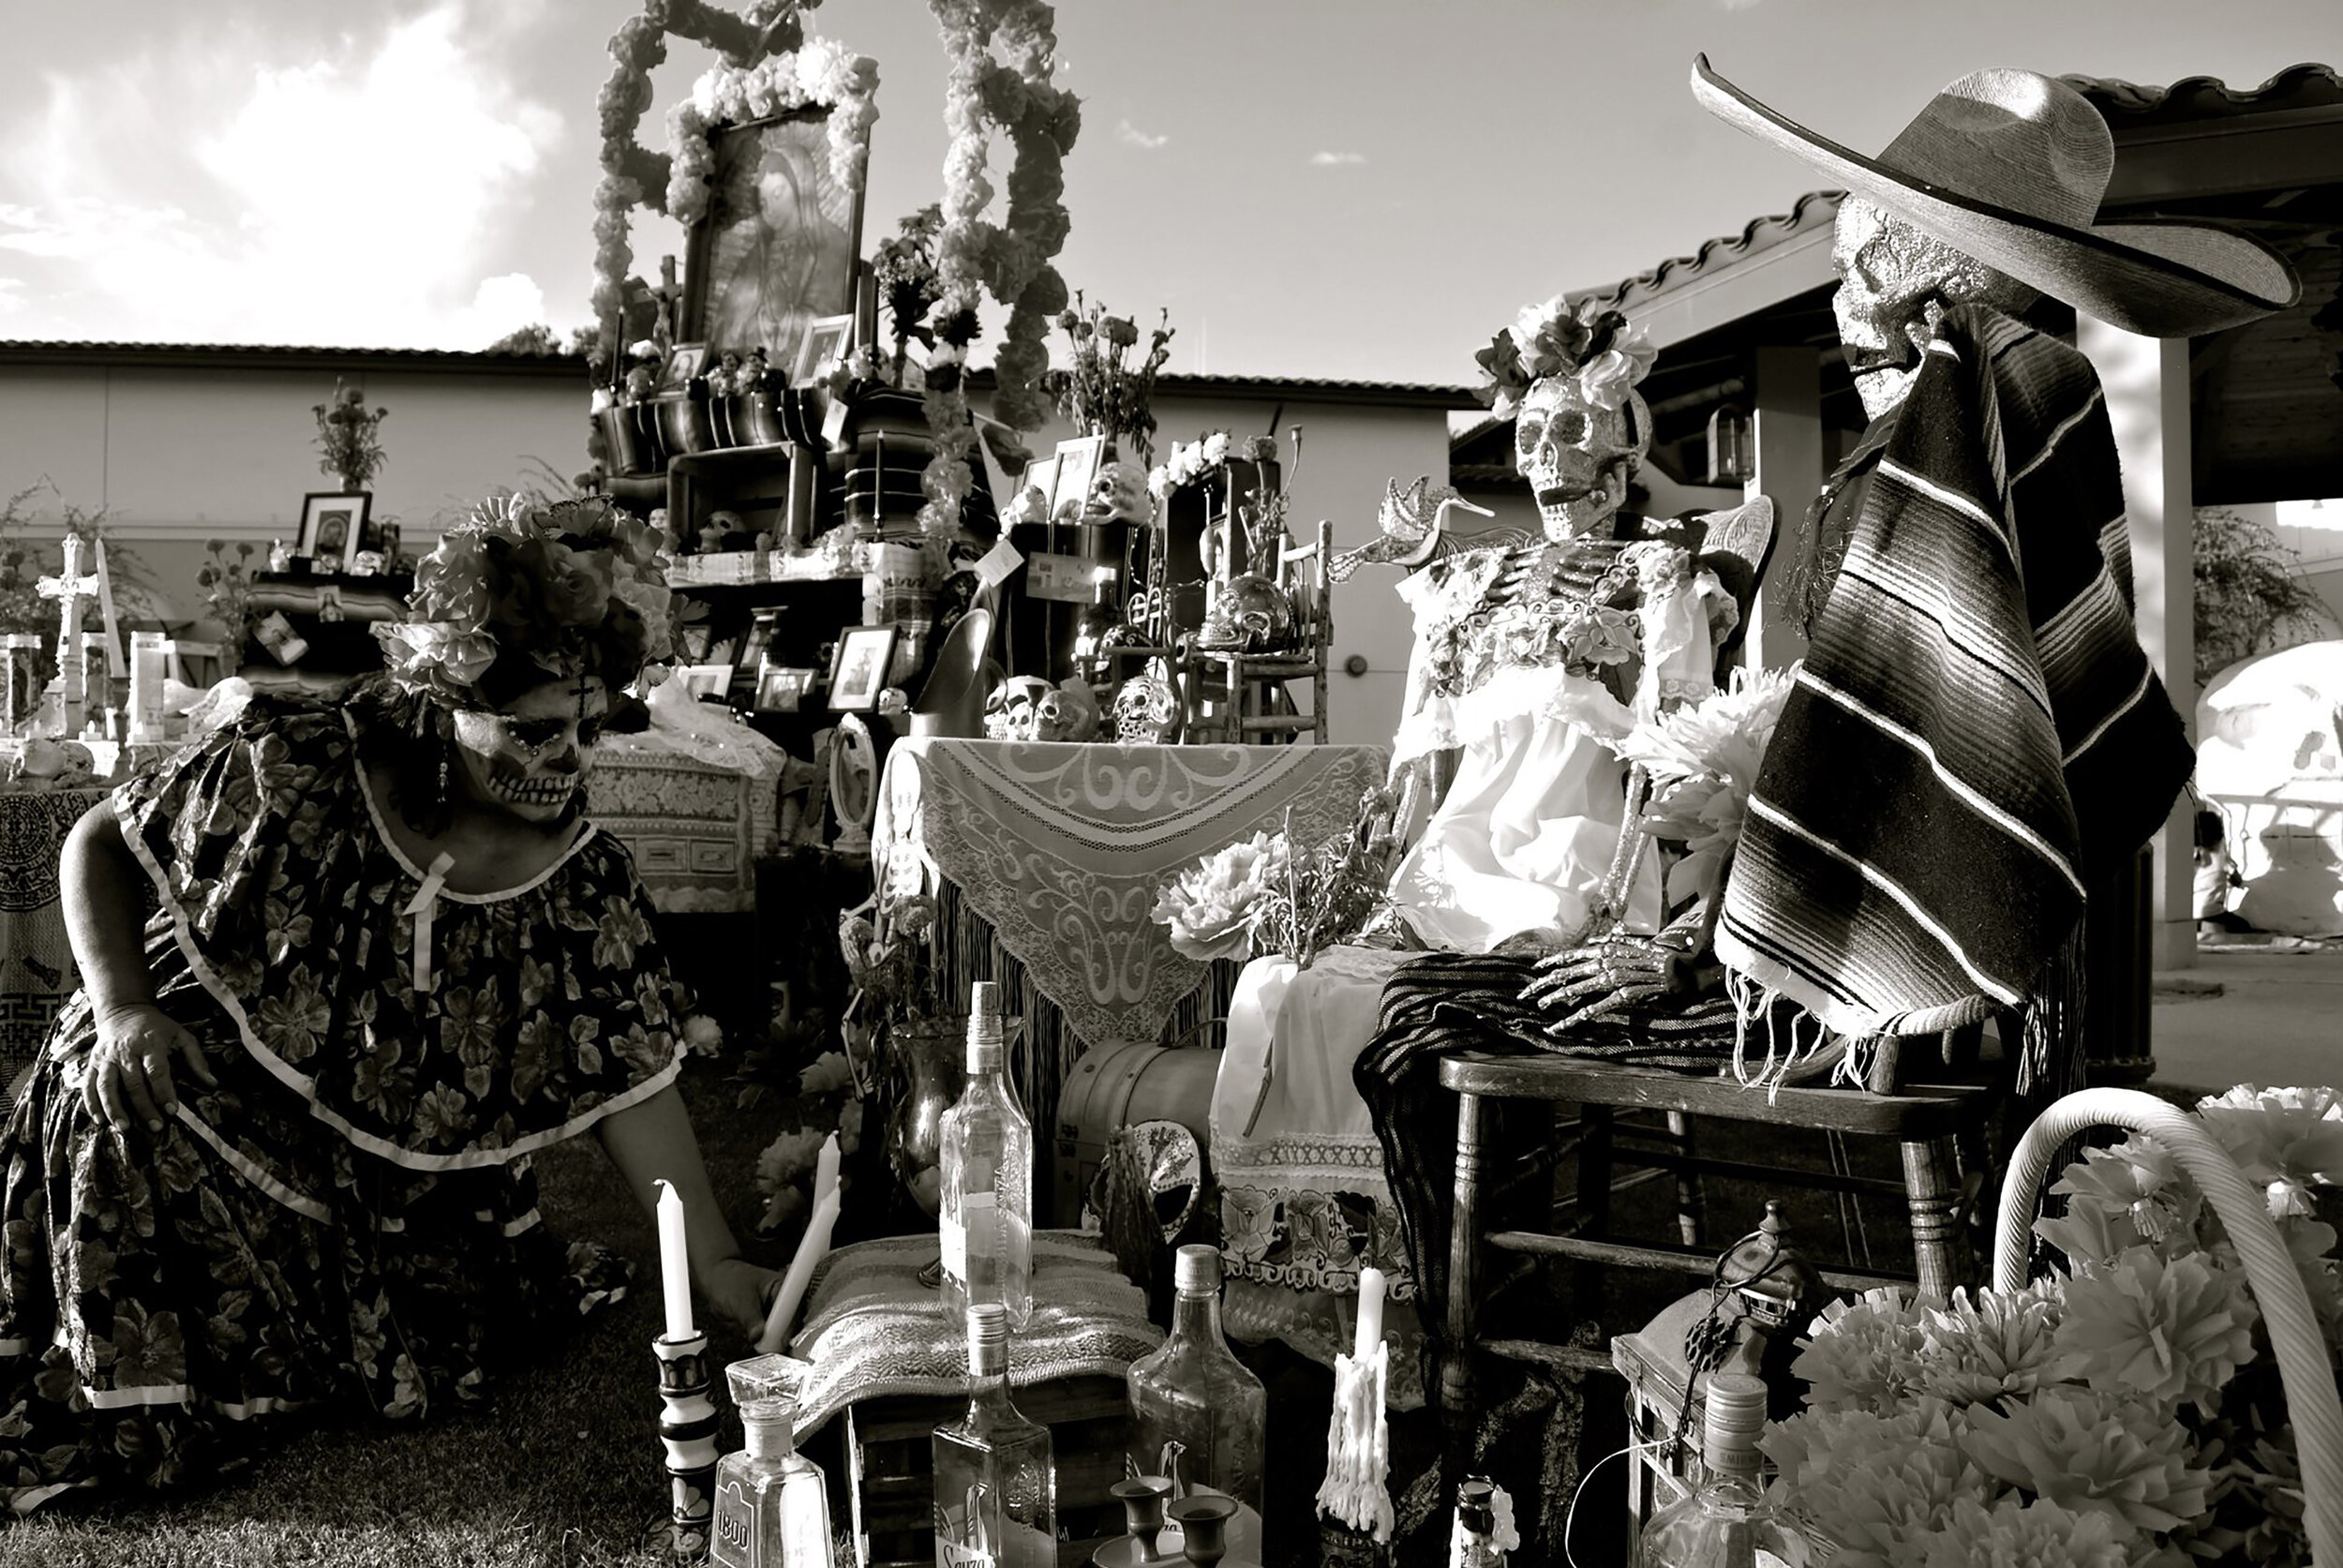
top-left (844, 1375), bottom-right (1131, 1568)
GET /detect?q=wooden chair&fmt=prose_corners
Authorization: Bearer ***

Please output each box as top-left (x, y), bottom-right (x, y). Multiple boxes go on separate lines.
top-left (1181, 519), bottom-right (1332, 744)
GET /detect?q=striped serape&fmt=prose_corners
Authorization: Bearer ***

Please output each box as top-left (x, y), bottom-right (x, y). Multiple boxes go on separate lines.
top-left (1715, 304), bottom-right (2192, 1073)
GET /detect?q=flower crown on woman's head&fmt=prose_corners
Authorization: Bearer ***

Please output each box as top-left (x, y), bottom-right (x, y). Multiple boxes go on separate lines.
top-left (1473, 295), bottom-right (1659, 421)
top-left (376, 493), bottom-right (674, 706)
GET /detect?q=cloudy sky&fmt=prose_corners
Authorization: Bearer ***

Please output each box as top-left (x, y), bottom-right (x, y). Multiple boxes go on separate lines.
top-left (3, 0), bottom-right (2336, 382)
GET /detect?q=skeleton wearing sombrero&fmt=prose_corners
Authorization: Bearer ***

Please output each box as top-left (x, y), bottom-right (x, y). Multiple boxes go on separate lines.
top-left (1673, 59), bottom-right (2299, 1086)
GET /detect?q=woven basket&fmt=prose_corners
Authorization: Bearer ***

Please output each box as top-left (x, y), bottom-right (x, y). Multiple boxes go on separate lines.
top-left (1993, 1086), bottom-right (2343, 1562)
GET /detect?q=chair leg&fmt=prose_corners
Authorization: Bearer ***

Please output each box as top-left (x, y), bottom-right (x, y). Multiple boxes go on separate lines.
top-left (1576, 1105), bottom-right (1614, 1240)
top-left (1443, 1090), bottom-right (1490, 1470)
top-left (1665, 1112), bottom-right (1704, 1247)
top-left (1902, 1136), bottom-right (1969, 1299)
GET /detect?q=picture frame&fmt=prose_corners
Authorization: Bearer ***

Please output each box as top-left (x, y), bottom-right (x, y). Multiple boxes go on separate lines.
top-left (791, 313), bottom-right (855, 387)
top-left (734, 608), bottom-right (782, 684)
top-left (827, 625), bottom-right (898, 712)
top-left (1021, 454), bottom-right (1063, 522)
top-left (680, 107), bottom-right (866, 385)
top-left (1051, 435), bottom-right (1108, 528)
top-left (298, 492), bottom-right (371, 572)
top-left (754, 665), bottom-right (815, 713)
top-left (662, 341), bottom-right (709, 394)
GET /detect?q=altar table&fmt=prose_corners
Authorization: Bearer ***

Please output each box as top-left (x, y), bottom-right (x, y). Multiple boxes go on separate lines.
top-left (0, 788), bottom-right (105, 1094)
top-left (871, 738), bottom-right (1390, 1165)
top-left (586, 731), bottom-right (778, 915)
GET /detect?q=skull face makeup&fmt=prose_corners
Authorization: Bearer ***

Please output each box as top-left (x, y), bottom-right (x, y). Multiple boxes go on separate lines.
top-left (1516, 373), bottom-right (1651, 541)
top-left (451, 674), bottom-right (607, 826)
top-left (1832, 198), bottom-right (2039, 421)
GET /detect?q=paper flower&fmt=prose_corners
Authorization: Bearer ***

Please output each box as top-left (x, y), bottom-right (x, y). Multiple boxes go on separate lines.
top-left (1957, 1386), bottom-right (2212, 1534)
top-left (1912, 1495), bottom-right (2135, 1568)
top-left (1616, 664), bottom-right (1797, 902)
top-left (2195, 1083), bottom-right (2343, 1219)
top-left (1908, 1282), bottom-right (2082, 1408)
top-left (2053, 1247), bottom-right (2259, 1415)
top-left (1473, 295), bottom-right (1654, 420)
top-left (1150, 831), bottom-right (1290, 963)
top-left (1766, 1398), bottom-right (1997, 1568)
top-left (1788, 1286), bottom-right (1933, 1415)
top-left (2039, 1136), bottom-right (2205, 1264)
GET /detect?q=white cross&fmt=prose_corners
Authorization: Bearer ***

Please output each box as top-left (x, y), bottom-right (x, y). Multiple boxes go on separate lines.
top-left (35, 534), bottom-right (104, 738)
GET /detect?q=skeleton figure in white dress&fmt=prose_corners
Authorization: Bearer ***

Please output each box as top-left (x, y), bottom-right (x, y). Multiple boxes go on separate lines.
top-left (1386, 302), bottom-right (1746, 952)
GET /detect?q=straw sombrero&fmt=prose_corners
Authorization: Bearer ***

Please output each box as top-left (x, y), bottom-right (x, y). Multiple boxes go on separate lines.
top-left (1692, 55), bottom-right (2298, 338)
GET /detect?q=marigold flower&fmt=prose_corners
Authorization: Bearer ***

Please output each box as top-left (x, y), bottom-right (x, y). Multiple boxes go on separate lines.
top-left (1958, 1385), bottom-right (2212, 1534)
top-left (2053, 1246), bottom-right (2257, 1414)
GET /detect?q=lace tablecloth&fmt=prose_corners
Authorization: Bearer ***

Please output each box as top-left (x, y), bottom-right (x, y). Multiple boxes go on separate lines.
top-left (872, 739), bottom-right (1390, 1138)
top-left (0, 788), bottom-right (105, 1091)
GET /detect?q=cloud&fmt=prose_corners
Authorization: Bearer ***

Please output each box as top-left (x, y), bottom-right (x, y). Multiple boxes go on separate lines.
top-left (1116, 118), bottom-right (1170, 151)
top-left (1309, 151), bottom-right (1368, 167)
top-left (0, 6), bottom-right (563, 347)
top-left (1718, 0), bottom-right (1765, 9)
top-left (0, 277), bottom-right (24, 316)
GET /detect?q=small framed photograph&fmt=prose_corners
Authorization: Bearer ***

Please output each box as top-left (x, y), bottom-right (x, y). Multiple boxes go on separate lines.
top-left (754, 665), bottom-right (814, 713)
top-left (677, 663), bottom-right (735, 699)
top-left (735, 608), bottom-right (782, 676)
top-left (662, 342), bottom-right (709, 394)
top-left (1020, 454), bottom-right (1063, 520)
top-left (792, 313), bottom-right (855, 386)
top-left (1052, 435), bottom-right (1107, 526)
top-left (298, 492), bottom-right (371, 572)
top-left (827, 625), bottom-right (898, 712)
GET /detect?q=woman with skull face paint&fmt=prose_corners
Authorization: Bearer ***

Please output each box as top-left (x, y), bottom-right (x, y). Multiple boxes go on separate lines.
top-left (0, 493), bottom-right (779, 1511)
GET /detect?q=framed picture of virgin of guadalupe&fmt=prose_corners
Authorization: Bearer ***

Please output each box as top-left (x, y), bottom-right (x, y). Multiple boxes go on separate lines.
top-left (681, 107), bottom-right (865, 390)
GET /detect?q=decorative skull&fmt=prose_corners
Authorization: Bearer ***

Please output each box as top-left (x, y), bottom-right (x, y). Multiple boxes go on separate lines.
top-left (1110, 673), bottom-right (1183, 744)
top-left (1031, 679), bottom-right (1098, 743)
top-left (983, 674), bottom-right (1054, 740)
top-left (1193, 574), bottom-right (1297, 654)
top-left (450, 675), bottom-right (605, 824)
top-left (1831, 197), bottom-right (2038, 421)
top-left (1516, 372), bottom-right (1651, 541)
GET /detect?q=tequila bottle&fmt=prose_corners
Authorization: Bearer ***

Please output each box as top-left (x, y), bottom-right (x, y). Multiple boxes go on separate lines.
top-left (1454, 1479), bottom-right (1506, 1568)
top-left (933, 1303), bottom-right (1058, 1568)
top-left (709, 1395), bottom-right (831, 1568)
top-left (1126, 1246), bottom-right (1266, 1564)
top-left (938, 981), bottom-right (1033, 1329)
top-left (1638, 1373), bottom-right (1796, 1568)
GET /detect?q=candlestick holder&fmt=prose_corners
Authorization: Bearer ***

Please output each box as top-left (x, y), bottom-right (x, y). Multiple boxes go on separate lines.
top-left (647, 1329), bottom-right (720, 1562)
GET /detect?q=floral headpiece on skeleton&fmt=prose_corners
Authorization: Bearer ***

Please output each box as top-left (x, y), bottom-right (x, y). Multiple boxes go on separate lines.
top-left (376, 493), bottom-right (673, 707)
top-left (1473, 295), bottom-right (1658, 421)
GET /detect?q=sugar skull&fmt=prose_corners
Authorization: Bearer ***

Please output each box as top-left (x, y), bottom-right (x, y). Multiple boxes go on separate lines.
top-left (1193, 574), bottom-right (1297, 653)
top-left (1032, 679), bottom-right (1098, 743)
top-left (983, 675), bottom-right (1054, 740)
top-left (1516, 372), bottom-right (1651, 541)
top-left (1831, 197), bottom-right (2039, 421)
top-left (1110, 673), bottom-right (1183, 743)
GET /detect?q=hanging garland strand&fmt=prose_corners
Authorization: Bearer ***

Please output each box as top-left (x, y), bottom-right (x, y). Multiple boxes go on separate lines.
top-left (918, 0), bottom-right (1081, 542)
top-left (591, 0), bottom-right (818, 338)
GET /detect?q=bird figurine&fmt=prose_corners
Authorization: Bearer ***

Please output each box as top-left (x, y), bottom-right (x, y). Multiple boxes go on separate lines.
top-left (1328, 477), bottom-right (1502, 581)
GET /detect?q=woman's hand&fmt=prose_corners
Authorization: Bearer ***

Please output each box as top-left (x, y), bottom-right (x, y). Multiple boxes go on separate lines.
top-left (83, 1003), bottom-right (216, 1134)
top-left (702, 1255), bottom-right (784, 1339)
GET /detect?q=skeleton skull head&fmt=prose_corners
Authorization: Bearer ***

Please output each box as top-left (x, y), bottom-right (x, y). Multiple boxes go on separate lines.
top-left (451, 674), bottom-right (606, 825)
top-left (1111, 673), bottom-right (1182, 744)
top-left (1832, 198), bottom-right (2040, 421)
top-left (1516, 374), bottom-right (1650, 541)
top-left (1194, 574), bottom-right (1297, 654)
top-left (984, 675), bottom-right (1054, 741)
top-left (1032, 679), bottom-right (1098, 743)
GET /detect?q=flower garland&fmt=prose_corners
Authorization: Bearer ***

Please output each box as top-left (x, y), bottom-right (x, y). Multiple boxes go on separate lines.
top-left (1471, 293), bottom-right (1657, 421)
top-left (590, 0), bottom-right (816, 336)
top-left (917, 0), bottom-right (1082, 542)
top-left (662, 39), bottom-right (880, 229)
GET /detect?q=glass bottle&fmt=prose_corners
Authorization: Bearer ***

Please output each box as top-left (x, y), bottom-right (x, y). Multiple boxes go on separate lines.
top-left (938, 981), bottom-right (1033, 1329)
top-left (1126, 1246), bottom-right (1267, 1565)
top-left (1638, 1373), bottom-right (1796, 1568)
top-left (709, 1394), bottom-right (832, 1568)
top-left (933, 1303), bottom-right (1058, 1568)
top-left (1455, 1479), bottom-right (1505, 1568)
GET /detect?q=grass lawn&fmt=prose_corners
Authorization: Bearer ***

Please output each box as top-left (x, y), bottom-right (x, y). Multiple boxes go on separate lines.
top-left (0, 1059), bottom-right (784, 1568)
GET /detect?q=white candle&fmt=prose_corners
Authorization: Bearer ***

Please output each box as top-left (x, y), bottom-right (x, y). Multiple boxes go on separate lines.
top-left (814, 1132), bottom-right (842, 1208)
top-left (759, 1188), bottom-right (843, 1355)
top-left (655, 1178), bottom-right (694, 1340)
top-left (1354, 1266), bottom-right (1386, 1362)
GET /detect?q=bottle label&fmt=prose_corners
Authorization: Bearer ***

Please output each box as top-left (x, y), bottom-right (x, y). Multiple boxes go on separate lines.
top-left (710, 1479), bottom-right (754, 1568)
top-left (937, 1535), bottom-right (992, 1568)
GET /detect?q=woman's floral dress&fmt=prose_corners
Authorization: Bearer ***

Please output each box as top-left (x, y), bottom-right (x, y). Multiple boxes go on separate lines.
top-left (0, 698), bottom-right (683, 1511)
